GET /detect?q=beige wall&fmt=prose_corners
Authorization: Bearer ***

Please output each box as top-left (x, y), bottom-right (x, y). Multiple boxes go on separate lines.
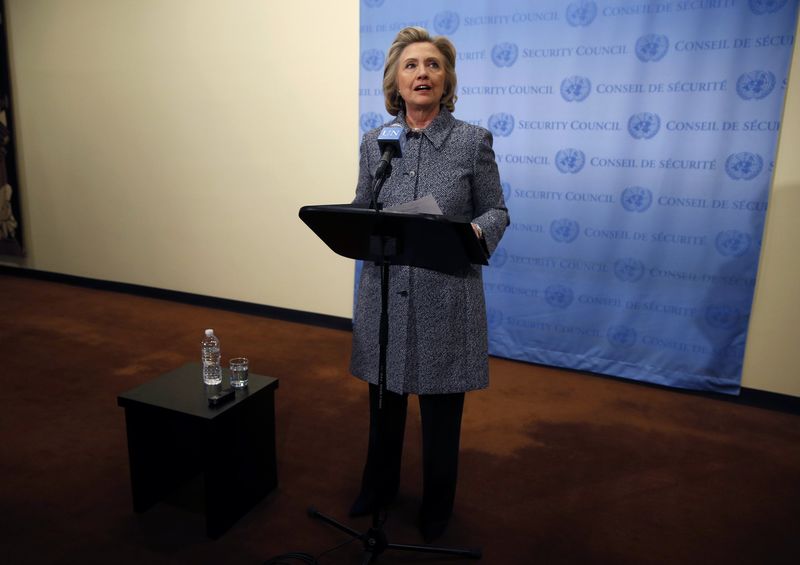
top-left (3, 0), bottom-right (359, 317)
top-left (3, 1), bottom-right (798, 396)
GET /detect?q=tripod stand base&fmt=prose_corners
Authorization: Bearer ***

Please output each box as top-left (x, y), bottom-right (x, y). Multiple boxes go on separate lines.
top-left (308, 506), bottom-right (482, 561)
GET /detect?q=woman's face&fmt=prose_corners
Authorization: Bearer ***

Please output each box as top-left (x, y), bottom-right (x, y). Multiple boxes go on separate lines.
top-left (396, 42), bottom-right (446, 114)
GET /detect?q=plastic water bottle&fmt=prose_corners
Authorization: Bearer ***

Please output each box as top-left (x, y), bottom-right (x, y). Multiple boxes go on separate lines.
top-left (201, 329), bottom-right (222, 385)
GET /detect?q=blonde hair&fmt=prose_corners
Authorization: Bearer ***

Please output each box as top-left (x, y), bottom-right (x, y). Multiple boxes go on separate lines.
top-left (382, 27), bottom-right (458, 116)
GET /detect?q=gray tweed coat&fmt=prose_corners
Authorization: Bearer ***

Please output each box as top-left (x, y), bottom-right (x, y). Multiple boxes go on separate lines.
top-left (349, 108), bottom-right (509, 395)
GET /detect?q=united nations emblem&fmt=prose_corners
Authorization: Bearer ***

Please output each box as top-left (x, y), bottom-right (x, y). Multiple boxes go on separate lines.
top-left (749, 0), bottom-right (789, 14)
top-left (489, 246), bottom-right (508, 268)
top-left (545, 284), bottom-right (574, 309)
top-left (488, 113), bottom-right (515, 137)
top-left (725, 152), bottom-right (763, 180)
top-left (549, 218), bottom-right (580, 243)
top-left (560, 76), bottom-right (592, 102)
top-left (360, 112), bottom-right (383, 132)
top-left (362, 0), bottom-right (385, 7)
top-left (555, 148), bottom-right (586, 174)
top-left (434, 10), bottom-right (460, 35)
top-left (705, 305), bottom-right (740, 330)
top-left (487, 308), bottom-right (504, 329)
top-left (607, 325), bottom-right (637, 348)
top-left (620, 186), bottom-right (653, 213)
top-left (715, 230), bottom-right (752, 257)
top-left (501, 182), bottom-right (512, 202)
top-left (722, 342), bottom-right (746, 364)
top-left (613, 258), bottom-right (645, 283)
top-left (736, 70), bottom-right (776, 100)
top-left (491, 43), bottom-right (519, 68)
top-left (635, 34), bottom-right (669, 62)
top-left (628, 112), bottom-right (661, 139)
top-left (360, 48), bottom-right (385, 72)
top-left (566, 1), bottom-right (598, 27)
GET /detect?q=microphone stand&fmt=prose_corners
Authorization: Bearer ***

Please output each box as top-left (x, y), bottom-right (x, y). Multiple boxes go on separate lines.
top-left (307, 163), bottom-right (481, 562)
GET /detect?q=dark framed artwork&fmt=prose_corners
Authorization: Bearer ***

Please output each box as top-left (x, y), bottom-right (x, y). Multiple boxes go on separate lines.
top-left (0, 0), bottom-right (23, 256)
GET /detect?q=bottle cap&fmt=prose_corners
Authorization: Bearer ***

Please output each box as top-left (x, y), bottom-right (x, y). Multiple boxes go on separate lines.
top-left (205, 329), bottom-right (214, 336)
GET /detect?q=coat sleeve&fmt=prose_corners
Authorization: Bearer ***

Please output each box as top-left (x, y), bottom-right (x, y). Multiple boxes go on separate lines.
top-left (470, 129), bottom-right (509, 256)
top-left (352, 135), bottom-right (375, 207)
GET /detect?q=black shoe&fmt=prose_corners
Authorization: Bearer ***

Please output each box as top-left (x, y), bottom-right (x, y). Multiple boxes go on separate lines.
top-left (349, 484), bottom-right (399, 518)
top-left (348, 492), bottom-right (376, 518)
top-left (418, 514), bottom-right (450, 544)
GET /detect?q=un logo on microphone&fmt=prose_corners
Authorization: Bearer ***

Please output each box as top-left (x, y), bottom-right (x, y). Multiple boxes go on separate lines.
top-left (555, 148), bottom-right (585, 174)
top-left (491, 43), bottom-right (519, 68)
top-left (607, 325), bottom-right (637, 348)
top-left (560, 76), bottom-right (592, 102)
top-left (360, 49), bottom-right (385, 72)
top-left (545, 284), bottom-right (574, 309)
top-left (628, 112), bottom-right (661, 139)
top-left (620, 186), bottom-right (653, 213)
top-left (434, 11), bottom-right (460, 35)
top-left (749, 0), bottom-right (789, 14)
top-left (737, 70), bottom-right (776, 100)
top-left (566, 1), bottom-right (597, 27)
top-left (614, 258), bottom-right (645, 283)
top-left (360, 112), bottom-right (383, 132)
top-left (635, 34), bottom-right (669, 62)
top-left (488, 113), bottom-right (515, 137)
top-left (725, 152), bottom-right (763, 180)
top-left (705, 305), bottom-right (740, 330)
top-left (489, 246), bottom-right (508, 268)
top-left (715, 230), bottom-right (752, 257)
top-left (550, 219), bottom-right (580, 243)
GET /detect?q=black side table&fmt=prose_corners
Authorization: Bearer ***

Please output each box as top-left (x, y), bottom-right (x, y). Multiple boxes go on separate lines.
top-left (117, 362), bottom-right (279, 538)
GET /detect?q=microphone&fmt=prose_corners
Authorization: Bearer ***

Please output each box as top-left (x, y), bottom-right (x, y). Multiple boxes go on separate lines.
top-left (375, 123), bottom-right (406, 180)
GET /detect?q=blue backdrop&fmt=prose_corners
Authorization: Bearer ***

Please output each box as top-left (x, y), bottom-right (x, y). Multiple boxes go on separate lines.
top-left (359, 0), bottom-right (799, 395)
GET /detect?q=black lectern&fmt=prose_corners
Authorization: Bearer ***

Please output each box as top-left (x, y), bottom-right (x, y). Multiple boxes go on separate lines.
top-left (299, 203), bottom-right (484, 562)
top-left (300, 204), bottom-right (488, 274)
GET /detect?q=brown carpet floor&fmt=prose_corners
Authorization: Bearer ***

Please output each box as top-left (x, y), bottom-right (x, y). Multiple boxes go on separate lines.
top-left (0, 273), bottom-right (798, 565)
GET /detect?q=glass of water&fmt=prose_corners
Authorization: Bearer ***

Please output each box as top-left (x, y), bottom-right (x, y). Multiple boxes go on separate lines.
top-left (229, 357), bottom-right (249, 388)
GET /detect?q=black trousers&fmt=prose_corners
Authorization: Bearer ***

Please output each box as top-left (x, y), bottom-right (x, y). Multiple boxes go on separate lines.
top-left (357, 383), bottom-right (465, 521)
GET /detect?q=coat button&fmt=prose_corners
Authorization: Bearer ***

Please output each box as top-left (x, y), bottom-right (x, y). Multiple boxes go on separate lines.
top-left (409, 170), bottom-right (416, 177)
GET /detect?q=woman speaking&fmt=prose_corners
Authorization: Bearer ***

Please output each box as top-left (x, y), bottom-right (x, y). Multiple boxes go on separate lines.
top-left (349, 26), bottom-right (509, 543)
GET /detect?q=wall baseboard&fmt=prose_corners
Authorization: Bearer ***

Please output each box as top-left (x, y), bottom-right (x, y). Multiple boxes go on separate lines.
top-left (722, 386), bottom-right (800, 415)
top-left (0, 265), bottom-right (352, 332)
top-left (2, 265), bottom-right (797, 414)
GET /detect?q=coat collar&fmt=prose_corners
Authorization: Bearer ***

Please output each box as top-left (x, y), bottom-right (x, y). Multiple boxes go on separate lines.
top-left (395, 107), bottom-right (454, 151)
